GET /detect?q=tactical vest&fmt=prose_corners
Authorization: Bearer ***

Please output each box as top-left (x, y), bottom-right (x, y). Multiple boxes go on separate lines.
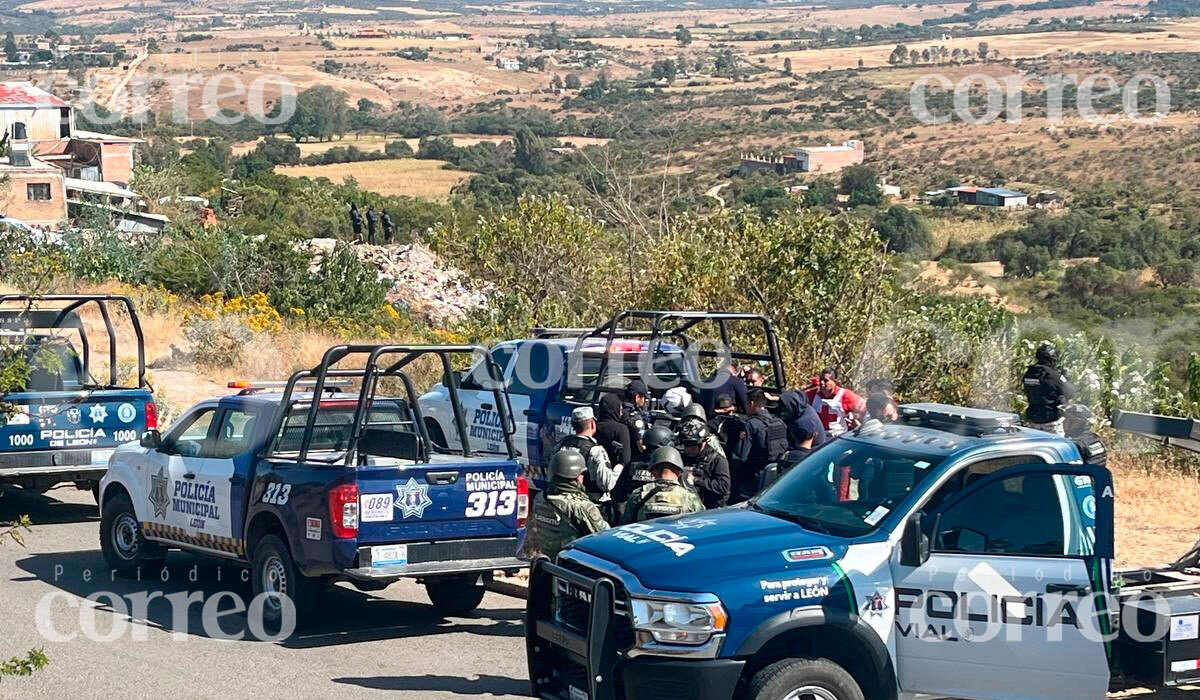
top-left (531, 493), bottom-right (586, 560)
top-left (1023, 364), bottom-right (1064, 423)
top-left (555, 434), bottom-right (602, 499)
top-left (630, 481), bottom-right (699, 522)
top-left (748, 412), bottom-right (788, 467)
top-left (1074, 432), bottom-right (1107, 468)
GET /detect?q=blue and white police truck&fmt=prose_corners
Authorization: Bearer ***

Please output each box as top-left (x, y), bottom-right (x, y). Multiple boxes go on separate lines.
top-left (528, 404), bottom-right (1200, 700)
top-left (419, 310), bottom-right (787, 490)
top-left (0, 295), bottom-right (155, 499)
top-left (99, 344), bottom-right (528, 628)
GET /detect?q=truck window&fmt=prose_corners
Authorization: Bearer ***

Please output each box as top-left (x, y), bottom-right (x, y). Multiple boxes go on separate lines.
top-left (166, 408), bottom-right (218, 458)
top-left (460, 345), bottom-right (515, 391)
top-left (564, 351), bottom-right (688, 397)
top-left (274, 401), bottom-right (413, 456)
top-left (752, 439), bottom-right (944, 537)
top-left (931, 473), bottom-right (1094, 557)
top-left (210, 408), bottom-right (260, 459)
top-left (508, 341), bottom-right (556, 395)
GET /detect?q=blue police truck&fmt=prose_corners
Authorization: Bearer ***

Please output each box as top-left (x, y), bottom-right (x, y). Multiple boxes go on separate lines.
top-left (99, 344), bottom-right (528, 628)
top-left (528, 404), bottom-right (1200, 700)
top-left (419, 310), bottom-right (787, 490)
top-left (0, 294), bottom-right (155, 499)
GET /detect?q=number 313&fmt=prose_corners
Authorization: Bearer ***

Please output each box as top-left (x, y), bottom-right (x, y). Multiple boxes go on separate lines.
top-left (465, 491), bottom-right (515, 517)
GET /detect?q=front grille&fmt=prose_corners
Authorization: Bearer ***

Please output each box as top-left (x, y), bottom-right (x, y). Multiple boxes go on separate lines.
top-left (406, 537), bottom-right (517, 564)
top-left (554, 557), bottom-right (636, 650)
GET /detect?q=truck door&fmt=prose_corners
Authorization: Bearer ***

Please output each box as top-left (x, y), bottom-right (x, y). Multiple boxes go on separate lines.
top-left (892, 463), bottom-right (1112, 700)
top-left (506, 340), bottom-right (561, 466)
top-left (146, 406), bottom-right (218, 543)
top-left (452, 343), bottom-right (517, 454)
top-left (182, 406), bottom-right (260, 551)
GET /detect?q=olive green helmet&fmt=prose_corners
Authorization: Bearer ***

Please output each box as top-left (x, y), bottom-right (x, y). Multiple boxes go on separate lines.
top-left (550, 449), bottom-right (587, 479)
top-left (680, 403), bottom-right (707, 422)
top-left (650, 446), bottom-right (685, 474)
top-left (643, 425), bottom-right (675, 450)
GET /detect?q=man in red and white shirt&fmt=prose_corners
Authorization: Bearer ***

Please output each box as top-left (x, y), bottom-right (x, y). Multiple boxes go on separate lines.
top-left (804, 368), bottom-right (866, 438)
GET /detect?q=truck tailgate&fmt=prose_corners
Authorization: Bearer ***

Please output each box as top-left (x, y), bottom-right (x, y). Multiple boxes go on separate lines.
top-left (0, 389), bottom-right (152, 470)
top-left (354, 459), bottom-right (521, 544)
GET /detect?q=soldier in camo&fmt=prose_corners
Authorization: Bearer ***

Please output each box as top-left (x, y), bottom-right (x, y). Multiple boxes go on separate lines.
top-left (527, 450), bottom-right (610, 560)
top-left (621, 446), bottom-right (705, 524)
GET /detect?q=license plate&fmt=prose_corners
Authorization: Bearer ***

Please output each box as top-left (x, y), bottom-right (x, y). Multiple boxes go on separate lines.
top-left (91, 449), bottom-right (115, 464)
top-left (569, 685), bottom-right (588, 700)
top-left (370, 544), bottom-right (408, 566)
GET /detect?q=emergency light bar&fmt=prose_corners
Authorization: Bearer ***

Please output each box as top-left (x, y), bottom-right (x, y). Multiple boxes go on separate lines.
top-left (229, 379), bottom-right (354, 395)
top-left (899, 403), bottom-right (1021, 436)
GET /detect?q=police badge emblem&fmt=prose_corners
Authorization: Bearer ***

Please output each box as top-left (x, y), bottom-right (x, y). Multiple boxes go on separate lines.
top-left (149, 466), bottom-right (170, 519)
top-left (394, 477), bottom-right (433, 519)
top-left (65, 406), bottom-right (82, 425)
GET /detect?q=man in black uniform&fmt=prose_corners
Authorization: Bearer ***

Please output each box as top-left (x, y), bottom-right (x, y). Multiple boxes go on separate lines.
top-left (365, 205), bottom-right (379, 244)
top-left (381, 210), bottom-right (396, 243)
top-left (677, 419), bottom-right (731, 509)
top-left (739, 388), bottom-right (789, 502)
top-left (349, 204), bottom-right (363, 240)
top-left (1023, 343), bottom-right (1077, 436)
top-left (611, 425), bottom-right (674, 521)
top-left (1063, 404), bottom-right (1107, 468)
top-left (621, 379), bottom-right (650, 455)
top-left (595, 393), bottom-right (632, 475)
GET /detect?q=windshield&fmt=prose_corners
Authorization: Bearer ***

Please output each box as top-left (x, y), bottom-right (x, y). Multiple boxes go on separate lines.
top-left (752, 438), bottom-right (945, 538)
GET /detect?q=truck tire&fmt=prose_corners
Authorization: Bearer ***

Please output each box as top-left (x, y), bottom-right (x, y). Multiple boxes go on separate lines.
top-left (424, 418), bottom-right (448, 449)
top-left (250, 534), bottom-right (317, 635)
top-left (100, 492), bottom-right (165, 578)
top-left (746, 658), bottom-right (865, 700)
top-left (425, 575), bottom-right (486, 616)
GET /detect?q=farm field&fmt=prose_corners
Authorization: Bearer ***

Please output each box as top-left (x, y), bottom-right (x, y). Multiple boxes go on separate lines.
top-left (274, 158), bottom-right (473, 199)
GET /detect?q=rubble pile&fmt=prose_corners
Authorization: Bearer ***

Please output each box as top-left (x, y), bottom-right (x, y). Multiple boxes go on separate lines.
top-left (306, 239), bottom-right (489, 326)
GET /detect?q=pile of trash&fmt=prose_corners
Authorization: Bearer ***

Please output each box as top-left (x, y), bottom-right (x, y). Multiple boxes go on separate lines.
top-left (306, 239), bottom-right (489, 325)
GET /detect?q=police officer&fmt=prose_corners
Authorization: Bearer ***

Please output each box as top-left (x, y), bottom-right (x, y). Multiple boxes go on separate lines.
top-left (677, 420), bottom-right (731, 509)
top-left (621, 379), bottom-right (651, 454)
top-left (528, 451), bottom-right (609, 560)
top-left (552, 406), bottom-right (622, 506)
top-left (1023, 343), bottom-right (1077, 436)
top-left (739, 388), bottom-right (789, 501)
top-left (678, 403), bottom-right (725, 458)
top-left (1063, 404), bottom-right (1107, 468)
top-left (622, 447), bottom-right (704, 524)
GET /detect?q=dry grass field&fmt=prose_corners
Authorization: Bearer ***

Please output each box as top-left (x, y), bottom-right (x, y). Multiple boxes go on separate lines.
top-left (275, 158), bottom-right (472, 199)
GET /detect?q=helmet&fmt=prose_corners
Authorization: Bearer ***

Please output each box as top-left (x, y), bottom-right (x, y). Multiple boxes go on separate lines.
top-left (676, 419), bottom-right (708, 446)
top-left (550, 449), bottom-right (586, 479)
top-left (680, 403), bottom-right (707, 422)
top-left (650, 446), bottom-right (685, 473)
top-left (1036, 343), bottom-right (1059, 365)
top-left (643, 425), bottom-right (675, 450)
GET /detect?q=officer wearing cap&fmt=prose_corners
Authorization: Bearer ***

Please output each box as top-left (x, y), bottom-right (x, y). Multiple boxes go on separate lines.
top-left (552, 406), bottom-right (622, 509)
top-left (1023, 343), bottom-right (1077, 436)
top-left (1063, 404), bottom-right (1107, 468)
top-left (622, 379), bottom-right (651, 454)
top-left (528, 450), bottom-right (609, 560)
top-left (677, 419), bottom-right (731, 509)
top-left (621, 447), bottom-right (704, 524)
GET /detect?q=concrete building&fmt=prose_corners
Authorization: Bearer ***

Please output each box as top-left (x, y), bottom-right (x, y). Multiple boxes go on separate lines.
top-left (0, 149), bottom-right (68, 228)
top-left (740, 140), bottom-right (865, 176)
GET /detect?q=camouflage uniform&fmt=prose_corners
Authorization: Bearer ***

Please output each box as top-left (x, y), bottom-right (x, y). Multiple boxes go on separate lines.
top-left (621, 479), bottom-right (704, 524)
top-left (528, 480), bottom-right (610, 560)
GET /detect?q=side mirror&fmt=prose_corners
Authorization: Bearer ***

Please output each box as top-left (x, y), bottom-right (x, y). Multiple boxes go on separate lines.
top-left (140, 430), bottom-right (163, 450)
top-left (899, 512), bottom-right (931, 568)
top-left (758, 463), bottom-right (781, 493)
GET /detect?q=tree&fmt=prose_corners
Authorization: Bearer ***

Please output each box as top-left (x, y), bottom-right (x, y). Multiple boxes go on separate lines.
top-left (802, 176), bottom-right (837, 207)
top-left (3, 32), bottom-right (17, 63)
top-left (909, 49), bottom-right (920, 64)
top-left (286, 85), bottom-right (350, 142)
top-left (841, 164), bottom-right (883, 207)
top-left (857, 57), bottom-right (864, 69)
top-left (783, 57), bottom-right (793, 74)
top-left (889, 43), bottom-right (908, 65)
top-left (564, 73), bottom-right (582, 90)
top-left (675, 25), bottom-right (693, 46)
top-left (651, 59), bottom-right (677, 82)
top-left (977, 41), bottom-right (990, 62)
top-left (550, 74), bottom-right (563, 90)
top-left (514, 127), bottom-right (549, 175)
top-left (872, 205), bottom-right (933, 256)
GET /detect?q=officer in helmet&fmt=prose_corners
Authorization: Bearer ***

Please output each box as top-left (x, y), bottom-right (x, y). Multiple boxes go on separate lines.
top-left (1063, 404), bottom-right (1107, 468)
top-left (678, 403), bottom-right (725, 458)
top-left (610, 425), bottom-right (674, 523)
top-left (622, 447), bottom-right (704, 524)
top-left (528, 450), bottom-right (610, 560)
top-left (1023, 343), bottom-right (1077, 436)
top-left (677, 419), bottom-right (731, 509)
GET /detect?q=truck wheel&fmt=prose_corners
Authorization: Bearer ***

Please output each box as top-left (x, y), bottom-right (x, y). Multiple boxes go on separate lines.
top-left (251, 534), bottom-right (317, 635)
top-left (100, 492), bottom-right (165, 578)
top-left (424, 418), bottom-right (448, 449)
top-left (425, 575), bottom-right (486, 616)
top-left (746, 658), bottom-right (865, 700)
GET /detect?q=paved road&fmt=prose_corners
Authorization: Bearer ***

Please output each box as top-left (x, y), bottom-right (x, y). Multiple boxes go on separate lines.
top-left (0, 486), bottom-right (530, 700)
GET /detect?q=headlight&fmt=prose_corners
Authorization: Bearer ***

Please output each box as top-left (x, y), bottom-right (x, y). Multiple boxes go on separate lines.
top-left (629, 597), bottom-right (728, 646)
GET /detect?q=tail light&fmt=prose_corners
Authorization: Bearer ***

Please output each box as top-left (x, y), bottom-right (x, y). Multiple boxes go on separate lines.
top-left (144, 402), bottom-right (158, 430)
top-left (328, 484), bottom-right (359, 538)
top-left (516, 476), bottom-right (530, 529)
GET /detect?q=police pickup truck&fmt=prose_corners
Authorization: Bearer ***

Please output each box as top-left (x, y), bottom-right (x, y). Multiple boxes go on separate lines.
top-left (99, 344), bottom-right (528, 629)
top-left (419, 310), bottom-right (787, 490)
top-left (0, 295), bottom-right (155, 498)
top-left (528, 403), bottom-right (1200, 700)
